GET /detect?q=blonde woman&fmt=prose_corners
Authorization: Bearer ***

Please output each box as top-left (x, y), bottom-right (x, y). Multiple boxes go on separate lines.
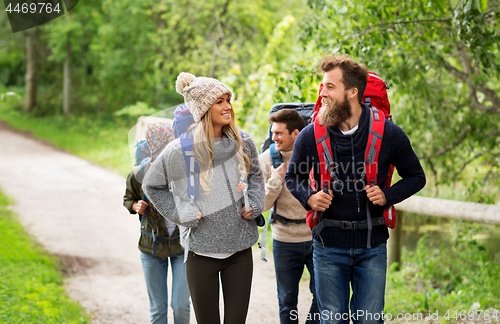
top-left (143, 73), bottom-right (265, 324)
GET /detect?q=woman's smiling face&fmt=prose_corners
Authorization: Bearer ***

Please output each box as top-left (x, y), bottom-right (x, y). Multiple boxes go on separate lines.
top-left (210, 93), bottom-right (233, 131)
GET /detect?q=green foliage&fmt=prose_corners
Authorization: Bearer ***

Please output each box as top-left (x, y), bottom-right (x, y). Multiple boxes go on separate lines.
top-left (0, 188), bottom-right (89, 323)
top-left (113, 101), bottom-right (159, 118)
top-left (277, 0), bottom-right (500, 202)
top-left (0, 41), bottom-right (25, 87)
top-left (47, 0), bottom-right (298, 113)
top-left (0, 89), bottom-right (22, 103)
top-left (224, 7), bottom-right (316, 146)
top-left (1, 0), bottom-right (301, 115)
top-left (386, 222), bottom-right (500, 314)
top-left (0, 4), bottom-right (25, 87)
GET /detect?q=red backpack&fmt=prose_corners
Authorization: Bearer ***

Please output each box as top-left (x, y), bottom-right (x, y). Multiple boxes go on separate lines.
top-left (306, 72), bottom-right (397, 234)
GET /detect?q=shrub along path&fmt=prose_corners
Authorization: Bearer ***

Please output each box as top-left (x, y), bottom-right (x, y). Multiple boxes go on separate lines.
top-left (0, 122), bottom-right (314, 324)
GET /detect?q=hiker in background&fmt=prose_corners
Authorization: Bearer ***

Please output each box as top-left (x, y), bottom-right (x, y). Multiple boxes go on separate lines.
top-left (285, 54), bottom-right (426, 323)
top-left (123, 122), bottom-right (191, 324)
top-left (259, 109), bottom-right (319, 324)
top-left (142, 72), bottom-right (265, 324)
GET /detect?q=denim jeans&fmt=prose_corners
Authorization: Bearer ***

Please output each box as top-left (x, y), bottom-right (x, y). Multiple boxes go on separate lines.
top-left (312, 241), bottom-right (387, 324)
top-left (273, 239), bottom-right (320, 324)
top-left (140, 252), bottom-right (191, 324)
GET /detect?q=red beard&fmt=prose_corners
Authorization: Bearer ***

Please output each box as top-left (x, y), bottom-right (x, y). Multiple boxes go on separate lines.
top-left (319, 94), bottom-right (352, 127)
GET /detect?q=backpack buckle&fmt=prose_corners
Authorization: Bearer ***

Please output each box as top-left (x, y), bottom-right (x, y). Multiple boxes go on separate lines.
top-left (340, 221), bottom-right (356, 230)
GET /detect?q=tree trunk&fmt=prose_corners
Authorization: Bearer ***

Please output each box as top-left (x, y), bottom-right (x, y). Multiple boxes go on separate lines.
top-left (62, 1), bottom-right (72, 115)
top-left (25, 28), bottom-right (39, 113)
top-left (63, 41), bottom-right (72, 115)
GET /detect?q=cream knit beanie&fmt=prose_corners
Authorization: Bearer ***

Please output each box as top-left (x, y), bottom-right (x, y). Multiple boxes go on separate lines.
top-left (175, 72), bottom-right (233, 123)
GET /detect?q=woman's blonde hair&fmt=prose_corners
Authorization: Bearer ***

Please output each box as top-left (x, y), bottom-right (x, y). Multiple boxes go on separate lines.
top-left (191, 108), bottom-right (250, 194)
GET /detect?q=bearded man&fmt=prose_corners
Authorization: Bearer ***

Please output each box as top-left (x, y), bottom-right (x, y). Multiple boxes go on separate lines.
top-left (285, 54), bottom-right (426, 324)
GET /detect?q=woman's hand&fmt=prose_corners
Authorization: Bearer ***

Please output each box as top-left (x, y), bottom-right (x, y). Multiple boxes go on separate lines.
top-left (196, 211), bottom-right (202, 223)
top-left (241, 205), bottom-right (253, 220)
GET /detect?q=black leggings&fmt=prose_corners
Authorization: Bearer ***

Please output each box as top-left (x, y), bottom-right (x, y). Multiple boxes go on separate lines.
top-left (185, 248), bottom-right (253, 324)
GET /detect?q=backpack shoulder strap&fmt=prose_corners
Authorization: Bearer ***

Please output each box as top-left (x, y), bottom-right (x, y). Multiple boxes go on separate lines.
top-left (309, 117), bottom-right (335, 232)
top-left (364, 106), bottom-right (386, 188)
top-left (268, 142), bottom-right (283, 225)
top-left (314, 117), bottom-right (333, 187)
top-left (180, 132), bottom-right (199, 203)
top-left (364, 106), bottom-right (387, 247)
top-left (269, 142), bottom-right (283, 169)
top-left (180, 130), bottom-right (245, 204)
top-left (139, 157), bottom-right (150, 179)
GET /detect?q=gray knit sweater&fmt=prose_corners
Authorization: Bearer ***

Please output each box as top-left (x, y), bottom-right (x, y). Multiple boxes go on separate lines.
top-left (142, 130), bottom-right (265, 254)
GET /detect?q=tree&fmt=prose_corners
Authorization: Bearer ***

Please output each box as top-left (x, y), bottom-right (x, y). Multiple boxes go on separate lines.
top-left (92, 0), bottom-right (299, 110)
top-left (63, 9), bottom-right (72, 115)
top-left (25, 27), bottom-right (39, 113)
top-left (0, 1), bottom-right (26, 92)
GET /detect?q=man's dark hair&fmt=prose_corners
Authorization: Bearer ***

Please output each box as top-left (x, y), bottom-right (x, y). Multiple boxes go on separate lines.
top-left (320, 54), bottom-right (368, 103)
top-left (269, 109), bottom-right (306, 134)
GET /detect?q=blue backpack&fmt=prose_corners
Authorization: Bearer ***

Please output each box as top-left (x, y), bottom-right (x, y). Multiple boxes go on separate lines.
top-left (173, 104), bottom-right (195, 138)
top-left (179, 125), bottom-right (268, 261)
top-left (134, 140), bottom-right (151, 178)
top-left (134, 140), bottom-right (151, 166)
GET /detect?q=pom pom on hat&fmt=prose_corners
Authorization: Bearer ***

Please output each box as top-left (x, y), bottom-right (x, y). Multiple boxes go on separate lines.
top-left (176, 72), bottom-right (196, 95)
top-left (175, 72), bottom-right (232, 123)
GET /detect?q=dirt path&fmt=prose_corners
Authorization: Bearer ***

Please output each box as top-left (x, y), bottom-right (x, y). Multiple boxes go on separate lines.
top-left (0, 123), bottom-right (314, 324)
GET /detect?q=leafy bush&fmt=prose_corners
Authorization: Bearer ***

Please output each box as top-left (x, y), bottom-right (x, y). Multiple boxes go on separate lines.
top-left (113, 101), bottom-right (158, 118)
top-left (386, 222), bottom-right (500, 314)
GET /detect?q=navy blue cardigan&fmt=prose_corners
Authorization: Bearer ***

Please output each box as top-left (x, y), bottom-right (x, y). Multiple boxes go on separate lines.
top-left (285, 104), bottom-right (426, 249)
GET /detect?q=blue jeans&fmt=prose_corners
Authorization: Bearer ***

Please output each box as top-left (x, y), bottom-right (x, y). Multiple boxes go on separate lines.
top-left (273, 239), bottom-right (320, 324)
top-left (140, 252), bottom-right (191, 324)
top-left (312, 241), bottom-right (387, 324)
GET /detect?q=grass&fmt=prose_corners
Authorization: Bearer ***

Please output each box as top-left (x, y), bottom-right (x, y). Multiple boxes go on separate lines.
top-left (0, 188), bottom-right (90, 323)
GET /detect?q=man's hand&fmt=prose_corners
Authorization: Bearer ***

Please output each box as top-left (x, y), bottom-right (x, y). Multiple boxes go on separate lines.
top-left (241, 205), bottom-right (253, 220)
top-left (271, 162), bottom-right (287, 180)
top-left (197, 211), bottom-right (202, 223)
top-left (307, 190), bottom-right (333, 211)
top-left (364, 185), bottom-right (387, 206)
top-left (133, 200), bottom-right (148, 215)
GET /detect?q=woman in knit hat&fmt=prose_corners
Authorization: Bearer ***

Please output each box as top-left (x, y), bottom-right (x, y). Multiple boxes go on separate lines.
top-left (123, 122), bottom-right (191, 324)
top-left (143, 73), bottom-right (265, 324)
